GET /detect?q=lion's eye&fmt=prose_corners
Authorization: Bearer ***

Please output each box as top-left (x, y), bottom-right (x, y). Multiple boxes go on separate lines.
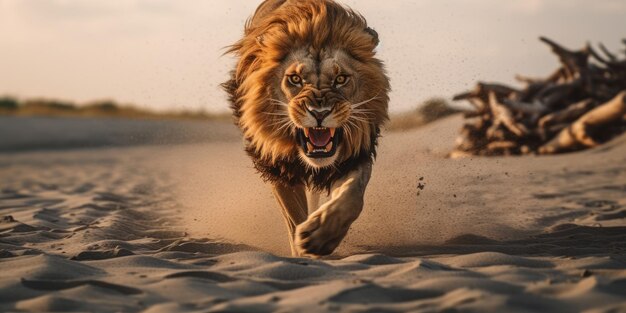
top-left (334, 75), bottom-right (349, 87)
top-left (287, 74), bottom-right (302, 86)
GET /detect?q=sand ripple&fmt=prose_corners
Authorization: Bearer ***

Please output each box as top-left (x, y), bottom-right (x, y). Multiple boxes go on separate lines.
top-left (1, 120), bottom-right (626, 312)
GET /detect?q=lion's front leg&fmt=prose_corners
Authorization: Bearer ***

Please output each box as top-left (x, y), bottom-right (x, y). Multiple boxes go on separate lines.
top-left (295, 162), bottom-right (372, 257)
top-left (272, 184), bottom-right (308, 257)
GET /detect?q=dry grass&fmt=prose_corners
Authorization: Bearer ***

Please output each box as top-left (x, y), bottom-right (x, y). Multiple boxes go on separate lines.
top-left (0, 97), bottom-right (231, 121)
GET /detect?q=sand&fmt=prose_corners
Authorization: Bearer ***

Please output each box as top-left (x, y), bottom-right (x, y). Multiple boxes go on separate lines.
top-left (0, 116), bottom-right (238, 152)
top-left (1, 115), bottom-right (625, 312)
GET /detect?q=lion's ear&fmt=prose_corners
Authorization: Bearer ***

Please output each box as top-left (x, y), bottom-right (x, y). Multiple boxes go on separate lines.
top-left (365, 27), bottom-right (379, 47)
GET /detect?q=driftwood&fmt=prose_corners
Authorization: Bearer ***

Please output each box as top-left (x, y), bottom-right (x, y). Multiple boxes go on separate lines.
top-left (539, 92), bottom-right (626, 154)
top-left (451, 37), bottom-right (626, 157)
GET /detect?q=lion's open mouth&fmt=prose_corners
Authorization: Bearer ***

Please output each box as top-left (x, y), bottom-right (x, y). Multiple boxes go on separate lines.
top-left (297, 127), bottom-right (341, 158)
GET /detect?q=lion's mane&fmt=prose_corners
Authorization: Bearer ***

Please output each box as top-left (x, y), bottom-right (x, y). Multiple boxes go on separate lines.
top-left (223, 0), bottom-right (390, 191)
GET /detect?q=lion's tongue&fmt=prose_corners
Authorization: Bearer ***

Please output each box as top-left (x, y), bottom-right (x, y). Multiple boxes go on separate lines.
top-left (309, 128), bottom-right (332, 147)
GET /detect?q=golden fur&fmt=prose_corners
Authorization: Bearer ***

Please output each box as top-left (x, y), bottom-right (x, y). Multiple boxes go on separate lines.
top-left (225, 0), bottom-right (390, 166)
top-left (224, 0), bottom-right (390, 256)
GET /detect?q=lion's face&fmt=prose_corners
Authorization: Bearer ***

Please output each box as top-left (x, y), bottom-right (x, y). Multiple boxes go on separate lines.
top-left (270, 49), bottom-right (387, 168)
top-left (226, 0), bottom-right (389, 171)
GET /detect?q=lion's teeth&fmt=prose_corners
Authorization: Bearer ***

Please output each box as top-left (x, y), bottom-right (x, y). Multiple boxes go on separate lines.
top-left (307, 142), bottom-right (314, 152)
top-left (330, 128), bottom-right (335, 137)
top-left (325, 141), bottom-right (333, 152)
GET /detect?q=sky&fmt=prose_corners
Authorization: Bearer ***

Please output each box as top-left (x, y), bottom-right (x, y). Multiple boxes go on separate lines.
top-left (1, 0), bottom-right (625, 113)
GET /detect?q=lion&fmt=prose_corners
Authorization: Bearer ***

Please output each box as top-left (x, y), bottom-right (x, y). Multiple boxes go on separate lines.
top-left (223, 0), bottom-right (389, 257)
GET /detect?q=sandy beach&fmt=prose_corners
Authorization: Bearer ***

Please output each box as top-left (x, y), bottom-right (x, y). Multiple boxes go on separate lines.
top-left (1, 115), bottom-right (626, 312)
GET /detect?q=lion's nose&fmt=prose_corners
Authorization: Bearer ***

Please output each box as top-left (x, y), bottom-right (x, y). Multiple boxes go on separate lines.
top-left (306, 107), bottom-right (332, 125)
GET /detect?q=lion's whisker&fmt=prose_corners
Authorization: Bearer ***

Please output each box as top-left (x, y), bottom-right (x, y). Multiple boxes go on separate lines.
top-left (267, 118), bottom-right (286, 125)
top-left (265, 110), bottom-right (295, 135)
top-left (276, 120), bottom-right (295, 133)
top-left (343, 123), bottom-right (355, 144)
top-left (351, 115), bottom-right (373, 121)
top-left (351, 108), bottom-right (375, 113)
top-left (347, 122), bottom-right (360, 134)
top-left (350, 92), bottom-right (382, 109)
top-left (342, 124), bottom-right (351, 142)
top-left (350, 117), bottom-right (371, 124)
top-left (346, 119), bottom-right (365, 135)
top-left (351, 107), bottom-right (376, 112)
top-left (349, 115), bottom-right (372, 123)
top-left (269, 99), bottom-right (290, 107)
top-left (351, 99), bottom-right (375, 109)
top-left (264, 112), bottom-right (290, 117)
top-left (351, 110), bottom-right (375, 117)
top-left (277, 119), bottom-right (292, 128)
top-left (273, 118), bottom-right (291, 128)
top-left (269, 121), bottom-right (294, 134)
top-left (267, 117), bottom-right (291, 127)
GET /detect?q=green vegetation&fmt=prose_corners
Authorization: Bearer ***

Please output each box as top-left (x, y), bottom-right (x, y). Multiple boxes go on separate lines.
top-left (0, 96), bottom-right (230, 121)
top-left (388, 98), bottom-right (460, 131)
top-left (0, 97), bottom-right (19, 110)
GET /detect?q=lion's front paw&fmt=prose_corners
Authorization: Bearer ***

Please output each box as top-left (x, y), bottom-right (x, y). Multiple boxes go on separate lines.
top-left (294, 208), bottom-right (354, 257)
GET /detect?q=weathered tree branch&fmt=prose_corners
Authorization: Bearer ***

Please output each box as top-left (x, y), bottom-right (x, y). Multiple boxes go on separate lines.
top-left (450, 38), bottom-right (626, 158)
top-left (539, 91), bottom-right (626, 154)
top-left (488, 92), bottom-right (529, 138)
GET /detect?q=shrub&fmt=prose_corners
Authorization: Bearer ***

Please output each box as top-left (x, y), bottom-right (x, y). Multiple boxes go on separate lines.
top-left (416, 98), bottom-right (459, 123)
top-left (0, 97), bottom-right (19, 110)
